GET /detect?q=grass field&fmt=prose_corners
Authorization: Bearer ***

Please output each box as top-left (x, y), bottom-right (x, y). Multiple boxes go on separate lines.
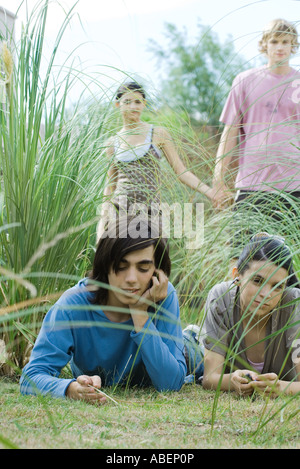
top-left (1, 378), bottom-right (299, 449)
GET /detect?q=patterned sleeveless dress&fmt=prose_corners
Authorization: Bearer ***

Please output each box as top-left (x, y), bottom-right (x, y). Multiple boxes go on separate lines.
top-left (112, 125), bottom-right (162, 212)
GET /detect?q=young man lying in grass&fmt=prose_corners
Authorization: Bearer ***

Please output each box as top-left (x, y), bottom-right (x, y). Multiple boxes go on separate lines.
top-left (20, 217), bottom-right (203, 403)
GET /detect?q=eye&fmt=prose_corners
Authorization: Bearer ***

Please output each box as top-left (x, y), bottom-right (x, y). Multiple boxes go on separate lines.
top-left (252, 277), bottom-right (264, 285)
top-left (138, 266), bottom-right (151, 273)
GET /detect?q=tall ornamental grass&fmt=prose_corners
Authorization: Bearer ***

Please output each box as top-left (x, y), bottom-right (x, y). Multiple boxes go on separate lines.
top-left (0, 1), bottom-right (111, 372)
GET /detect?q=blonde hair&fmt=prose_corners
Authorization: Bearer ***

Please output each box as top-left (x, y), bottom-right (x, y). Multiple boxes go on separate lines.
top-left (258, 18), bottom-right (299, 54)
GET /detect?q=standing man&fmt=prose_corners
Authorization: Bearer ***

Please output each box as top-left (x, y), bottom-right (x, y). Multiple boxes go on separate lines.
top-left (213, 19), bottom-right (300, 255)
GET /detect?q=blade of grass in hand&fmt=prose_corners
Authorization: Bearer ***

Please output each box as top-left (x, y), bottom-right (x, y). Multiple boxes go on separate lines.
top-left (88, 385), bottom-right (119, 405)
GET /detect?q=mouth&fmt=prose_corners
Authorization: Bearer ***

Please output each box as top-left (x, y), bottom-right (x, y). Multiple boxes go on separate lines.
top-left (122, 288), bottom-right (140, 296)
top-left (253, 299), bottom-right (269, 308)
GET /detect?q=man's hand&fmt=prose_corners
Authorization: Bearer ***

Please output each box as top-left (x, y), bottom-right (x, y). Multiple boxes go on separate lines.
top-left (66, 375), bottom-right (106, 404)
top-left (130, 269), bottom-right (169, 332)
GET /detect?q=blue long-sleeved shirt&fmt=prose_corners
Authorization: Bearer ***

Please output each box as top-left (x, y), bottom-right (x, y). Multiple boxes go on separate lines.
top-left (20, 279), bottom-right (187, 397)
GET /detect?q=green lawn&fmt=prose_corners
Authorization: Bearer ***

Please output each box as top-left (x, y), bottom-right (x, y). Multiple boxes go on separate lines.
top-left (1, 378), bottom-right (299, 449)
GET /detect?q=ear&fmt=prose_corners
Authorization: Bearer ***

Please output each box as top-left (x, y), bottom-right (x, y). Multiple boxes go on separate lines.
top-left (232, 266), bottom-right (239, 281)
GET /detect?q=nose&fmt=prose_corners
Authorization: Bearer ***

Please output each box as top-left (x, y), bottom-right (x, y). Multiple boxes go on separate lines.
top-left (277, 40), bottom-right (286, 50)
top-left (258, 284), bottom-right (272, 300)
top-left (125, 267), bottom-right (138, 284)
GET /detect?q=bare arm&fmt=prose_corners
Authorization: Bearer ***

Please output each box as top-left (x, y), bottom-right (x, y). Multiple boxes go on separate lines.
top-left (102, 138), bottom-right (118, 197)
top-left (103, 164), bottom-right (118, 197)
top-left (213, 124), bottom-right (239, 209)
top-left (202, 348), bottom-right (257, 396)
top-left (154, 126), bottom-right (219, 202)
top-left (252, 363), bottom-right (300, 397)
top-left (203, 348), bottom-right (300, 397)
top-left (96, 140), bottom-right (118, 241)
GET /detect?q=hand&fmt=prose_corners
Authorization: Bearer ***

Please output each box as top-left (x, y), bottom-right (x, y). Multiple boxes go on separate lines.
top-left (131, 269), bottom-right (169, 311)
top-left (66, 375), bottom-right (106, 404)
top-left (211, 185), bottom-right (233, 210)
top-left (251, 373), bottom-right (280, 397)
top-left (145, 269), bottom-right (169, 304)
top-left (230, 370), bottom-right (258, 396)
top-left (130, 269), bottom-right (169, 332)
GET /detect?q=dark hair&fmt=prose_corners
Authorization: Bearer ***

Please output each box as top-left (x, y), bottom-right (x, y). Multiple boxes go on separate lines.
top-left (89, 217), bottom-right (171, 304)
top-left (115, 81), bottom-right (146, 101)
top-left (237, 234), bottom-right (300, 288)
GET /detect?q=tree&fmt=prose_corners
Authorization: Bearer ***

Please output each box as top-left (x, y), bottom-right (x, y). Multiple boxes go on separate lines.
top-left (148, 21), bottom-right (249, 129)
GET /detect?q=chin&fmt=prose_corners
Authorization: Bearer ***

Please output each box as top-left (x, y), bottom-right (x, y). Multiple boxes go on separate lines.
top-left (120, 294), bottom-right (141, 304)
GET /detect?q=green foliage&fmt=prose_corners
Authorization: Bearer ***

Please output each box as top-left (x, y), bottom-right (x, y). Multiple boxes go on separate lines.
top-left (148, 20), bottom-right (249, 127)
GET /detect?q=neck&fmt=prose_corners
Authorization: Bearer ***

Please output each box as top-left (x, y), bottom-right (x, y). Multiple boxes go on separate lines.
top-left (102, 307), bottom-right (131, 323)
top-left (103, 295), bottom-right (131, 323)
top-left (242, 312), bottom-right (270, 332)
top-left (122, 120), bottom-right (146, 133)
top-left (267, 61), bottom-right (292, 76)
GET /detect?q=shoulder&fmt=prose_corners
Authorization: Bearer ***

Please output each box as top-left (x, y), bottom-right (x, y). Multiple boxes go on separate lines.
top-left (167, 281), bottom-right (177, 295)
top-left (105, 136), bottom-right (116, 156)
top-left (206, 281), bottom-right (237, 306)
top-left (163, 281), bottom-right (178, 301)
top-left (287, 68), bottom-right (300, 84)
top-left (288, 67), bottom-right (300, 77)
top-left (152, 125), bottom-right (172, 145)
top-left (281, 287), bottom-right (300, 312)
top-left (232, 67), bottom-right (266, 85)
top-left (205, 281), bottom-right (237, 320)
top-left (51, 279), bottom-right (92, 313)
top-left (157, 282), bottom-right (179, 311)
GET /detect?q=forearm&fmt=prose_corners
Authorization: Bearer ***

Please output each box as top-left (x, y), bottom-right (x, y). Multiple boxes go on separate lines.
top-left (20, 364), bottom-right (74, 398)
top-left (213, 125), bottom-right (239, 187)
top-left (178, 171), bottom-right (214, 199)
top-left (131, 306), bottom-right (149, 333)
top-left (131, 319), bottom-right (186, 391)
top-left (158, 127), bottom-right (214, 200)
top-left (274, 379), bottom-right (300, 396)
top-left (202, 371), bottom-right (232, 392)
top-left (101, 163), bottom-right (117, 210)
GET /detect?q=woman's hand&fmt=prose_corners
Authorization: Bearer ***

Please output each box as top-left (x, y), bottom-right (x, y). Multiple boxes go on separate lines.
top-left (251, 373), bottom-right (280, 397)
top-left (230, 370), bottom-right (258, 396)
top-left (66, 375), bottom-right (106, 404)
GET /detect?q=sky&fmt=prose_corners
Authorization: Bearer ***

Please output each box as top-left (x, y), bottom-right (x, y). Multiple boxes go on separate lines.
top-left (0, 0), bottom-right (300, 103)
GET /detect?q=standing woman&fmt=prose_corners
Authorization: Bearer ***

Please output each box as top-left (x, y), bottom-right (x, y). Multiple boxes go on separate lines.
top-left (97, 81), bottom-right (223, 239)
top-left (202, 233), bottom-right (300, 397)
